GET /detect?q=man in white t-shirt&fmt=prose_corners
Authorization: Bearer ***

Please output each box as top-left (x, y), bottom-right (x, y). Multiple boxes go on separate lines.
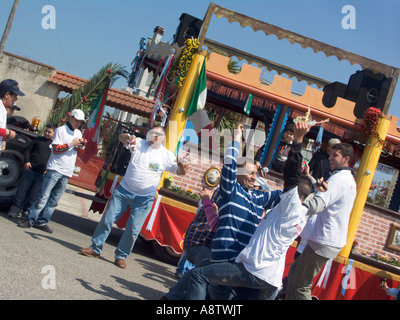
top-left (80, 126), bottom-right (187, 269)
top-left (285, 142), bottom-right (357, 300)
top-left (18, 109), bottom-right (87, 233)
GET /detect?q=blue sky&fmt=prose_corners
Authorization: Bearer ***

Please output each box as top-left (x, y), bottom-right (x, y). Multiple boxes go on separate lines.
top-left (1, 0), bottom-right (399, 119)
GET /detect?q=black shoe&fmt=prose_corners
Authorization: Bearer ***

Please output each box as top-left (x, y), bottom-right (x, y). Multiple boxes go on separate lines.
top-left (17, 220), bottom-right (32, 228)
top-left (33, 223), bottom-right (53, 234)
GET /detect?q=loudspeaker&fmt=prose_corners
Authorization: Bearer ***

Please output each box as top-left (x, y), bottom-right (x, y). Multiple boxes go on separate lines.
top-left (322, 81), bottom-right (347, 108)
top-left (173, 13), bottom-right (203, 47)
top-left (344, 69), bottom-right (392, 119)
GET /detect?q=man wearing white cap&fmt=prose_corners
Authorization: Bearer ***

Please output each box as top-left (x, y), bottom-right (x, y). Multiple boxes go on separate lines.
top-left (18, 109), bottom-right (87, 233)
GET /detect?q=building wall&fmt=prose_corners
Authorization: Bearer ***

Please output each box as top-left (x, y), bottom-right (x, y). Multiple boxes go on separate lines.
top-left (166, 142), bottom-right (283, 195)
top-left (0, 52), bottom-right (60, 128)
top-left (354, 205), bottom-right (400, 261)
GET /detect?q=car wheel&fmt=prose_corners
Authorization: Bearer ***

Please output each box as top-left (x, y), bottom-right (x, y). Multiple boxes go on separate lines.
top-left (0, 150), bottom-right (23, 208)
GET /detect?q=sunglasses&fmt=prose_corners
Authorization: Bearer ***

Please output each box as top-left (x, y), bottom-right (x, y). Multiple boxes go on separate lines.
top-left (149, 131), bottom-right (165, 137)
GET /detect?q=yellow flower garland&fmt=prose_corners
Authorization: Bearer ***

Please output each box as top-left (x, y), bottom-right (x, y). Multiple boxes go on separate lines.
top-left (171, 38), bottom-right (199, 87)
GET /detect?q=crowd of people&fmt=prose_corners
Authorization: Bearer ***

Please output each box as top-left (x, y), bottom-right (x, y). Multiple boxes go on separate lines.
top-left (2, 77), bottom-right (361, 300)
top-left (162, 121), bottom-right (357, 300)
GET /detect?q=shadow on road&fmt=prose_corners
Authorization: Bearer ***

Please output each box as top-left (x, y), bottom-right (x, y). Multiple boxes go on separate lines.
top-left (50, 209), bottom-right (159, 260)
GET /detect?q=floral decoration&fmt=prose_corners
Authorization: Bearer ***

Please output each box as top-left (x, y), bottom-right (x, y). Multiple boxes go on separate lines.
top-left (162, 175), bottom-right (200, 200)
top-left (361, 107), bottom-right (385, 146)
top-left (163, 174), bottom-right (174, 188)
top-left (170, 38), bottom-right (199, 87)
top-left (370, 252), bottom-right (400, 268)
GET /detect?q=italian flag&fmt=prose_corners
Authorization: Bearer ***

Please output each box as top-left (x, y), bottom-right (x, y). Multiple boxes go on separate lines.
top-left (244, 93), bottom-right (253, 115)
top-left (80, 83), bottom-right (109, 163)
top-left (186, 59), bottom-right (207, 117)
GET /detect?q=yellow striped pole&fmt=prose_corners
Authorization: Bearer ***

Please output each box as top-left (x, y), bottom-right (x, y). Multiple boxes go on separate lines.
top-left (165, 52), bottom-right (206, 152)
top-left (339, 114), bottom-right (392, 258)
top-left (157, 51), bottom-right (206, 189)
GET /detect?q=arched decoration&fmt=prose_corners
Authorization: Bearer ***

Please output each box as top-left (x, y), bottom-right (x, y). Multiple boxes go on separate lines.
top-left (198, 3), bottom-right (399, 112)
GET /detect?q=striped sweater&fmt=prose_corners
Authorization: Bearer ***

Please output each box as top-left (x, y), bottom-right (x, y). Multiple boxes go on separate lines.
top-left (211, 141), bottom-right (282, 262)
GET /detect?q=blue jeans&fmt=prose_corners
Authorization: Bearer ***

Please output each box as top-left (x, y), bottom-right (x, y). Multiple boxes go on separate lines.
top-left (90, 184), bottom-right (154, 260)
top-left (186, 262), bottom-right (278, 300)
top-left (13, 169), bottom-right (44, 210)
top-left (28, 170), bottom-right (69, 225)
top-left (165, 245), bottom-right (212, 300)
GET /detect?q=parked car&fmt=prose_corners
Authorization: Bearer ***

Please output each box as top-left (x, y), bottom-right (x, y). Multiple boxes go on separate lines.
top-left (0, 116), bottom-right (38, 208)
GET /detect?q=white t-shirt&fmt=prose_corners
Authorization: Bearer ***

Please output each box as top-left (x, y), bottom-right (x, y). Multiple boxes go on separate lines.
top-left (308, 169), bottom-right (356, 248)
top-left (236, 187), bottom-right (308, 288)
top-left (296, 214), bottom-right (317, 254)
top-left (0, 100), bottom-right (7, 149)
top-left (119, 137), bottom-right (178, 196)
top-left (47, 124), bottom-right (82, 177)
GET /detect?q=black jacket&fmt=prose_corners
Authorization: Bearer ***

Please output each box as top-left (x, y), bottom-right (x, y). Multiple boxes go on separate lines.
top-left (23, 136), bottom-right (52, 174)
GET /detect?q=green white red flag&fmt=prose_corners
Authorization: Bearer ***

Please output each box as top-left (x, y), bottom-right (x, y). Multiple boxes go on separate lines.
top-left (80, 83), bottom-right (109, 163)
top-left (187, 59), bottom-right (207, 117)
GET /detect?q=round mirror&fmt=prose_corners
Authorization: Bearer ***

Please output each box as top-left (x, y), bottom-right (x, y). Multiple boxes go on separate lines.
top-left (204, 167), bottom-right (221, 187)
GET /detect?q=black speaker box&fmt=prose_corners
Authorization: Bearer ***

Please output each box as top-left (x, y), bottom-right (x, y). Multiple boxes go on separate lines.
top-left (344, 69), bottom-right (392, 118)
top-left (173, 13), bottom-right (203, 47)
top-left (322, 81), bottom-right (347, 108)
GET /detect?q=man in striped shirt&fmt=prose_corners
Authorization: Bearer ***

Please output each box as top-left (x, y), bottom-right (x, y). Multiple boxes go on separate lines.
top-left (203, 124), bottom-right (282, 299)
top-left (211, 124), bottom-right (282, 264)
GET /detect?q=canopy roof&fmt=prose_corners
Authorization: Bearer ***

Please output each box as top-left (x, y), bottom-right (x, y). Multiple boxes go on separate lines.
top-left (48, 71), bottom-right (154, 117)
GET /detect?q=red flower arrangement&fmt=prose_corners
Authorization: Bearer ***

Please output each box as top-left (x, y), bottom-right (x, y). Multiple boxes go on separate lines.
top-left (362, 107), bottom-right (385, 146)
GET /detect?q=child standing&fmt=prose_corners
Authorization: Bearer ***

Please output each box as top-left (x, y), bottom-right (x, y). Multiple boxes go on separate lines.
top-left (8, 123), bottom-right (58, 218)
top-left (271, 123), bottom-right (295, 173)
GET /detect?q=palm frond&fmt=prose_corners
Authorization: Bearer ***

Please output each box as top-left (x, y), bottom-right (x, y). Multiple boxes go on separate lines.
top-left (46, 63), bottom-right (128, 126)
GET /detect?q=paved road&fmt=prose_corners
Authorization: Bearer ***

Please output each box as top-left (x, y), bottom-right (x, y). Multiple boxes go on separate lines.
top-left (0, 184), bottom-right (177, 300)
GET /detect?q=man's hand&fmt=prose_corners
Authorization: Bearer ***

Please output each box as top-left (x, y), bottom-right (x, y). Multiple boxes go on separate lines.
top-left (233, 124), bottom-right (245, 142)
top-left (72, 137), bottom-right (87, 148)
top-left (293, 120), bottom-right (312, 144)
top-left (199, 188), bottom-right (213, 200)
top-left (71, 137), bottom-right (82, 147)
top-left (315, 178), bottom-right (328, 193)
top-left (302, 161), bottom-right (311, 177)
top-left (177, 156), bottom-right (187, 175)
top-left (4, 129), bottom-right (16, 141)
top-left (24, 162), bottom-right (32, 170)
top-left (118, 133), bottom-right (132, 145)
top-left (79, 138), bottom-right (87, 147)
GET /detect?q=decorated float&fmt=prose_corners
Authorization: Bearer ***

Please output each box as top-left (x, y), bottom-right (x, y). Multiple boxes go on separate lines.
top-left (89, 3), bottom-right (400, 299)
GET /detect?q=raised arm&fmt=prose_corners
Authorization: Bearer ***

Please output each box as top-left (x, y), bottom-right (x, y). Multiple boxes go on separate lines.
top-left (199, 188), bottom-right (218, 232)
top-left (283, 121), bottom-right (311, 193)
top-left (219, 124), bottom-right (243, 199)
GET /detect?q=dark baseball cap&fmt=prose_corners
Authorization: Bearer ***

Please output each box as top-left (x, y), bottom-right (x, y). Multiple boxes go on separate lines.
top-left (0, 79), bottom-right (25, 96)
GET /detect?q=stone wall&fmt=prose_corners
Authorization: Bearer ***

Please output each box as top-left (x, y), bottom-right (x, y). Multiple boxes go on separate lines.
top-left (0, 52), bottom-right (60, 128)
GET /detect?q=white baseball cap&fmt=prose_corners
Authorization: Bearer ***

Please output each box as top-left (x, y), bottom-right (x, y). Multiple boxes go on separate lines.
top-left (70, 109), bottom-right (86, 122)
